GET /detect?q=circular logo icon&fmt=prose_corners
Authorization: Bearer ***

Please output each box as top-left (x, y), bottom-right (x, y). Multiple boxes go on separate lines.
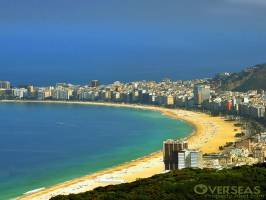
top-left (194, 184), bottom-right (208, 195)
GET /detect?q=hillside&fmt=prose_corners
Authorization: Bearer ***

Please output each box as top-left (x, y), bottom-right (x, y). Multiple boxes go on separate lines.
top-left (51, 164), bottom-right (266, 200)
top-left (214, 63), bottom-right (266, 92)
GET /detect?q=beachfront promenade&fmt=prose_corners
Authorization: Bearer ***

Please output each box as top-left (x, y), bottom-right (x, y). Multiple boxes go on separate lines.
top-left (4, 100), bottom-right (240, 200)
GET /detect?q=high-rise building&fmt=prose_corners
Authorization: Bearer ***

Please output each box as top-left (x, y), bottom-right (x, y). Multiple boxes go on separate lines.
top-left (177, 151), bottom-right (186, 169)
top-left (163, 139), bottom-right (188, 170)
top-left (163, 139), bottom-right (200, 170)
top-left (193, 85), bottom-right (210, 106)
top-left (166, 95), bottom-right (174, 106)
top-left (90, 80), bottom-right (100, 87)
top-left (0, 81), bottom-right (11, 89)
top-left (104, 88), bottom-right (112, 100)
top-left (27, 85), bottom-right (34, 93)
top-left (52, 87), bottom-right (72, 100)
top-left (188, 151), bottom-right (201, 168)
top-left (37, 88), bottom-right (52, 100)
top-left (13, 88), bottom-right (28, 99)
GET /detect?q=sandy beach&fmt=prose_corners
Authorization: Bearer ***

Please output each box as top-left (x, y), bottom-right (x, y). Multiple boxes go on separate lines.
top-left (3, 100), bottom-right (240, 200)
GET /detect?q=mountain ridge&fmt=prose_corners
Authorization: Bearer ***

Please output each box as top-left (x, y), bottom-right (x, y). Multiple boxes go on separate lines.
top-left (213, 63), bottom-right (266, 92)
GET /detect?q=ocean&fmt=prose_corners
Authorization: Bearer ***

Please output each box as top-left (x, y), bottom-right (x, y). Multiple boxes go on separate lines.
top-left (1, 1), bottom-right (266, 86)
top-left (0, 103), bottom-right (193, 199)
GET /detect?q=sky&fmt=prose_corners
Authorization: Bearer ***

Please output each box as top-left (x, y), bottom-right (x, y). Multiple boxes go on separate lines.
top-left (0, 0), bottom-right (266, 85)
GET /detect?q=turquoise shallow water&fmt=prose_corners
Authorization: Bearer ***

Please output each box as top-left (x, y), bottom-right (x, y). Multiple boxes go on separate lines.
top-left (0, 103), bottom-right (193, 199)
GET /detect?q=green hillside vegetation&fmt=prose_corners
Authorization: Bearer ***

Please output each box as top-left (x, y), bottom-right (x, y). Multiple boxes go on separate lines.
top-left (215, 63), bottom-right (266, 92)
top-left (51, 164), bottom-right (266, 200)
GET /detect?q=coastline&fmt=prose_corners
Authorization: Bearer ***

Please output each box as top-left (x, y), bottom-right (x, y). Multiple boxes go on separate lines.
top-left (0, 100), bottom-right (240, 200)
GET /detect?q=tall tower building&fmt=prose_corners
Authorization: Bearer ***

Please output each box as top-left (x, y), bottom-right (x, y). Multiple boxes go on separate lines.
top-left (90, 80), bottom-right (100, 87)
top-left (187, 151), bottom-right (201, 168)
top-left (177, 151), bottom-right (186, 169)
top-left (163, 139), bottom-right (200, 170)
top-left (163, 139), bottom-right (188, 170)
top-left (193, 85), bottom-right (210, 106)
top-left (0, 81), bottom-right (11, 89)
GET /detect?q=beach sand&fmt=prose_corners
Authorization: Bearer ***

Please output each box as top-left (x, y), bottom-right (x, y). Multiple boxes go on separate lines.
top-left (6, 100), bottom-right (240, 200)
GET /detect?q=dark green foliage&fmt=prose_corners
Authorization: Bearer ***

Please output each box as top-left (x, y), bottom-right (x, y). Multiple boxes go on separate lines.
top-left (234, 123), bottom-right (243, 127)
top-left (235, 132), bottom-right (245, 137)
top-left (51, 164), bottom-right (266, 200)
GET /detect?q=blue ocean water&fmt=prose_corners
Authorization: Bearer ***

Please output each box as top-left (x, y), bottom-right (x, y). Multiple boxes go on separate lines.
top-left (0, 103), bottom-right (193, 199)
top-left (0, 1), bottom-right (266, 85)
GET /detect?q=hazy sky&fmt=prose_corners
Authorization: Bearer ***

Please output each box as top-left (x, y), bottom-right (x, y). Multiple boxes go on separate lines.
top-left (0, 0), bottom-right (266, 85)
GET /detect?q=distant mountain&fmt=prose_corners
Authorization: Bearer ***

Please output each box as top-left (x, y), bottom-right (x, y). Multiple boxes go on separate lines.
top-left (51, 164), bottom-right (266, 200)
top-left (213, 63), bottom-right (266, 92)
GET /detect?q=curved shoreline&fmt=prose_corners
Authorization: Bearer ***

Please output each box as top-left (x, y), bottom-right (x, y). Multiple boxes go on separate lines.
top-left (1, 99), bottom-right (198, 139)
top-left (0, 100), bottom-right (240, 200)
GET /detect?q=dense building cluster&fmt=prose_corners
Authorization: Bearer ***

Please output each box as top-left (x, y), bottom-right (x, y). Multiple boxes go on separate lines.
top-left (203, 131), bottom-right (266, 169)
top-left (1, 78), bottom-right (265, 122)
